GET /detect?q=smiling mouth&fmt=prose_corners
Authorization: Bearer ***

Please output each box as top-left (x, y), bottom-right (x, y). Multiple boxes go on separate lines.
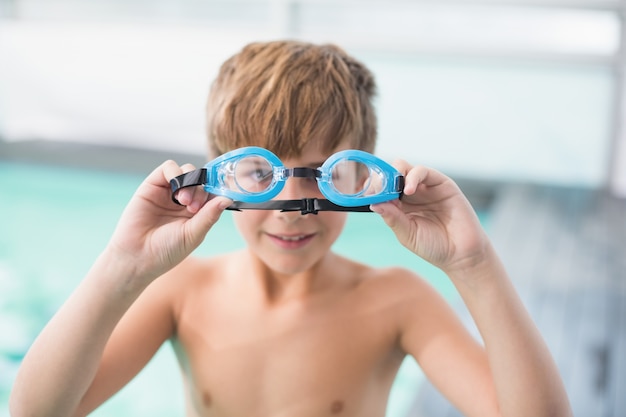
top-left (270, 234), bottom-right (313, 241)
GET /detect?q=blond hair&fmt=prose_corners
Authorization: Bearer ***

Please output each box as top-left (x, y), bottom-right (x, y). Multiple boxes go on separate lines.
top-left (206, 40), bottom-right (377, 158)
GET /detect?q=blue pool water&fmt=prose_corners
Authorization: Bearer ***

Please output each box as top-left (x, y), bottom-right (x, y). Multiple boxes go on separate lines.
top-left (0, 160), bottom-right (470, 417)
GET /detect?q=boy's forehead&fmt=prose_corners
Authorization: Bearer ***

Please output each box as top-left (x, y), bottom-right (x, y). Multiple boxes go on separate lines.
top-left (279, 153), bottom-right (326, 168)
top-left (278, 139), bottom-right (353, 165)
top-left (208, 135), bottom-right (357, 163)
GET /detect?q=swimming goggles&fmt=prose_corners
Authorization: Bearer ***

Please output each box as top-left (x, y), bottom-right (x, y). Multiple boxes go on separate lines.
top-left (170, 146), bottom-right (404, 215)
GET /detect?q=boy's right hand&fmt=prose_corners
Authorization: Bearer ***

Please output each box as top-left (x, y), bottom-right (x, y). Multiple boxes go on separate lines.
top-left (106, 160), bottom-right (232, 284)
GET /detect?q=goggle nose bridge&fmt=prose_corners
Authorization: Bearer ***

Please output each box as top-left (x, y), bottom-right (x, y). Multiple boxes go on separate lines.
top-left (279, 167), bottom-right (323, 181)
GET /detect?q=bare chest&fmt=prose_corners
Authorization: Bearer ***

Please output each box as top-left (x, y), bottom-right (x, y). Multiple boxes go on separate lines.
top-left (173, 298), bottom-right (403, 417)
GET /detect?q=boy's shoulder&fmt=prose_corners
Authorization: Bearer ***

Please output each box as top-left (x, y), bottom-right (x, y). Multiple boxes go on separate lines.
top-left (335, 256), bottom-right (439, 305)
top-left (362, 264), bottom-right (439, 297)
top-left (147, 251), bottom-right (235, 297)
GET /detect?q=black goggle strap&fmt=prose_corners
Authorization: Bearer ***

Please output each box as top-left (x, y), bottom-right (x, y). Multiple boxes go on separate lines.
top-left (395, 175), bottom-right (405, 194)
top-left (169, 168), bottom-right (208, 205)
top-left (227, 199), bottom-right (372, 215)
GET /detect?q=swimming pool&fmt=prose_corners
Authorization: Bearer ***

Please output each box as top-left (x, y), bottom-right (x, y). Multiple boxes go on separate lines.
top-left (0, 160), bottom-right (466, 417)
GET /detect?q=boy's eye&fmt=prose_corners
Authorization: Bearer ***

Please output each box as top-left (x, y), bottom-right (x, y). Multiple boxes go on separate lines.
top-left (233, 157), bottom-right (274, 192)
top-left (247, 167), bottom-right (272, 181)
top-left (330, 160), bottom-right (362, 194)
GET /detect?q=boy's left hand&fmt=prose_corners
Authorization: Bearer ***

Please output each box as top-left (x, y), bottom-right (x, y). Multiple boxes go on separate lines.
top-left (371, 161), bottom-right (490, 274)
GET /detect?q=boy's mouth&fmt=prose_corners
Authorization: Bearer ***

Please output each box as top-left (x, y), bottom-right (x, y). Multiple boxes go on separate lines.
top-left (274, 234), bottom-right (310, 241)
top-left (266, 233), bottom-right (316, 248)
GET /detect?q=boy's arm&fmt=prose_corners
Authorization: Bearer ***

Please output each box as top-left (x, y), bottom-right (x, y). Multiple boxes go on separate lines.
top-left (372, 163), bottom-right (572, 417)
top-left (10, 161), bottom-right (231, 417)
top-left (448, 244), bottom-right (566, 416)
top-left (75, 260), bottom-right (187, 416)
top-left (10, 249), bottom-right (167, 417)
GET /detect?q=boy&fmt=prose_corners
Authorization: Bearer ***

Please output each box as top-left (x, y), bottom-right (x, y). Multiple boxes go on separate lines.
top-left (10, 41), bottom-right (571, 417)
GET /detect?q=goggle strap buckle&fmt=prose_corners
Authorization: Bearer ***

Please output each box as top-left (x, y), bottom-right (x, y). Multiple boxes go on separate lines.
top-left (301, 198), bottom-right (319, 215)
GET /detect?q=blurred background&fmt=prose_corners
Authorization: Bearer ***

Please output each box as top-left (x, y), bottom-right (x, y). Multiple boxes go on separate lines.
top-left (1, 1), bottom-right (625, 416)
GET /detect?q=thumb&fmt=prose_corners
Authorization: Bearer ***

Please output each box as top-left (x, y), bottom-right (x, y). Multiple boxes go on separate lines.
top-left (186, 196), bottom-right (232, 243)
top-left (371, 201), bottom-right (413, 247)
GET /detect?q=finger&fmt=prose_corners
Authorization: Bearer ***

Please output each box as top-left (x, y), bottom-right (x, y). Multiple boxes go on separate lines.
top-left (391, 161), bottom-right (450, 196)
top-left (390, 159), bottom-right (413, 175)
top-left (186, 196), bottom-right (233, 243)
top-left (140, 160), bottom-right (188, 206)
top-left (390, 159), bottom-right (422, 195)
top-left (144, 160), bottom-right (181, 188)
top-left (161, 159), bottom-right (186, 183)
top-left (370, 200), bottom-right (413, 246)
top-left (403, 165), bottom-right (431, 195)
top-left (415, 166), bottom-right (451, 189)
top-left (163, 162), bottom-right (203, 209)
top-left (177, 163), bottom-right (209, 212)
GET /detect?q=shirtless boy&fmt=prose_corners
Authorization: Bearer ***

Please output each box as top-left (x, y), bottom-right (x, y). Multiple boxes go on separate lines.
top-left (10, 40), bottom-right (572, 417)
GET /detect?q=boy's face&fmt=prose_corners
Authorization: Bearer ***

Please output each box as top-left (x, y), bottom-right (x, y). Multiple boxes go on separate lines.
top-left (231, 141), bottom-right (351, 276)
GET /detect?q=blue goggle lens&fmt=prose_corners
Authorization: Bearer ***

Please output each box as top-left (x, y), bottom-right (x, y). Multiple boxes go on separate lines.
top-left (222, 156), bottom-right (275, 194)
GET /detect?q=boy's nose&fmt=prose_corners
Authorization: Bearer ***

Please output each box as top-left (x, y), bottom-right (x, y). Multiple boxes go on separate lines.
top-left (272, 178), bottom-right (315, 221)
top-left (275, 177), bottom-right (308, 200)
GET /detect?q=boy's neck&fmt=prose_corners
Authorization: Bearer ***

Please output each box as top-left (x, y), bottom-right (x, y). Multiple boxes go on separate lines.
top-left (245, 251), bottom-right (337, 305)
